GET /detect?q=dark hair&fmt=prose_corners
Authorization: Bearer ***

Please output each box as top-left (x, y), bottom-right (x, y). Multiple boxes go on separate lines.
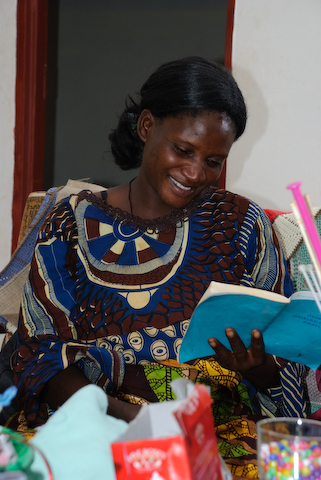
top-left (109, 56), bottom-right (247, 170)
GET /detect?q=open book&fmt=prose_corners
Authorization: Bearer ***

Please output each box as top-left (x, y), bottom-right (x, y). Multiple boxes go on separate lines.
top-left (178, 281), bottom-right (321, 369)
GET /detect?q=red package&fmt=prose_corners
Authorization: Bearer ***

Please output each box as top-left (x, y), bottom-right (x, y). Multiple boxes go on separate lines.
top-left (112, 435), bottom-right (192, 480)
top-left (174, 383), bottom-right (222, 480)
top-left (111, 383), bottom-right (223, 480)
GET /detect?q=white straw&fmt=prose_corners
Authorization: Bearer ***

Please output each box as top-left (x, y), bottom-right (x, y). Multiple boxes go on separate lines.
top-left (298, 264), bottom-right (321, 314)
top-left (308, 266), bottom-right (321, 298)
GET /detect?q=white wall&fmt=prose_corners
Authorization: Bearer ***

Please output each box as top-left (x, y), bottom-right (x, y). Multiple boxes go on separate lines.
top-left (227, 0), bottom-right (321, 212)
top-left (2, 0), bottom-right (321, 271)
top-left (0, 0), bottom-right (16, 271)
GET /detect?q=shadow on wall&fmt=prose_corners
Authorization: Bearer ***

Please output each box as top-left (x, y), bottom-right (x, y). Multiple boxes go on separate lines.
top-left (226, 65), bottom-right (274, 206)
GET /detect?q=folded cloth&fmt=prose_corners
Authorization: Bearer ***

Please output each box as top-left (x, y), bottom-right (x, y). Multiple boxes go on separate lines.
top-left (29, 385), bottom-right (127, 480)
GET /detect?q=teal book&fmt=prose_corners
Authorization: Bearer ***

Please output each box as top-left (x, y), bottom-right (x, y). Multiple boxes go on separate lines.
top-left (178, 281), bottom-right (321, 369)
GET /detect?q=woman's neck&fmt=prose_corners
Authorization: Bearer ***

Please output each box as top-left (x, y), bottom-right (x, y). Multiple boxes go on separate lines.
top-left (128, 176), bottom-right (178, 220)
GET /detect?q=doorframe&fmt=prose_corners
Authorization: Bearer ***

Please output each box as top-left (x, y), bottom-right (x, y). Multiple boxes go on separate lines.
top-left (219, 0), bottom-right (235, 189)
top-left (11, 0), bottom-right (235, 249)
top-left (225, 0), bottom-right (235, 73)
top-left (12, 0), bottom-right (49, 252)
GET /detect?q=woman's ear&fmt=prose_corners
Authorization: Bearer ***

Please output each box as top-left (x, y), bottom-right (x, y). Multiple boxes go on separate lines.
top-left (137, 109), bottom-right (155, 143)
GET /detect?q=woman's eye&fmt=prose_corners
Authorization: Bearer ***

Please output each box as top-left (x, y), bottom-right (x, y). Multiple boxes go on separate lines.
top-left (175, 146), bottom-right (191, 156)
top-left (207, 158), bottom-right (224, 168)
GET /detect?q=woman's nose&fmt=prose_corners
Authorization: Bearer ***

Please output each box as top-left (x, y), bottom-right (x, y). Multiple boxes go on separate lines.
top-left (182, 159), bottom-right (206, 184)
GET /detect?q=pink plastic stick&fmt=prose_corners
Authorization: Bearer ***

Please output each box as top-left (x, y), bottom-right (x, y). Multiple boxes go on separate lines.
top-left (287, 182), bottom-right (321, 267)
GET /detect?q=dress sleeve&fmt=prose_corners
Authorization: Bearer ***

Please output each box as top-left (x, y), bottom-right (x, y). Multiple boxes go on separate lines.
top-left (267, 360), bottom-right (308, 417)
top-left (240, 202), bottom-right (309, 417)
top-left (240, 203), bottom-right (307, 417)
top-left (240, 201), bottom-right (294, 297)
top-left (12, 198), bottom-right (124, 427)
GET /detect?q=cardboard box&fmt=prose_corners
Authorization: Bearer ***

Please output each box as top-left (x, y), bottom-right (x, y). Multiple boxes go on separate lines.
top-left (112, 383), bottom-right (227, 480)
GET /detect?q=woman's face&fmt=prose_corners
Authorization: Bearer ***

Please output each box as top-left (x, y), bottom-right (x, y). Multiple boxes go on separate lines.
top-left (137, 110), bottom-right (236, 214)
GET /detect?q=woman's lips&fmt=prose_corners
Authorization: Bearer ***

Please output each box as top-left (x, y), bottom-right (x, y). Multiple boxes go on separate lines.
top-left (170, 176), bottom-right (193, 192)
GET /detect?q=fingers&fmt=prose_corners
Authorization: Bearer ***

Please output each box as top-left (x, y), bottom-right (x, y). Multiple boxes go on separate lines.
top-left (208, 328), bottom-right (266, 371)
top-left (250, 328), bottom-right (265, 362)
top-left (208, 337), bottom-right (232, 366)
top-left (209, 328), bottom-right (245, 352)
top-left (228, 327), bottom-right (265, 365)
top-left (224, 328), bottom-right (248, 358)
top-left (208, 329), bottom-right (243, 370)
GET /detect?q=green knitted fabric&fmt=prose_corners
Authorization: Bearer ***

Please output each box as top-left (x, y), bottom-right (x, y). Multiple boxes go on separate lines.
top-left (289, 213), bottom-right (321, 292)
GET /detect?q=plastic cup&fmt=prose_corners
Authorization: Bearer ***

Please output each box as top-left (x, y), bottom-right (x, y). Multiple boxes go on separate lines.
top-left (257, 417), bottom-right (321, 480)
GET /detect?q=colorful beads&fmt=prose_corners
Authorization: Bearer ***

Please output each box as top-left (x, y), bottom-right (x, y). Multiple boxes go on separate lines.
top-left (259, 439), bottom-right (321, 480)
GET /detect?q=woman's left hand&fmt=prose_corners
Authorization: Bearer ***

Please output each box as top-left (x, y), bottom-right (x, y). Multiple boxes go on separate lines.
top-left (208, 328), bottom-right (280, 389)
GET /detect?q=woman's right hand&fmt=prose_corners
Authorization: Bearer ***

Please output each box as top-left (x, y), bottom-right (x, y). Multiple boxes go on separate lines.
top-left (107, 395), bottom-right (141, 423)
top-left (42, 364), bottom-right (141, 423)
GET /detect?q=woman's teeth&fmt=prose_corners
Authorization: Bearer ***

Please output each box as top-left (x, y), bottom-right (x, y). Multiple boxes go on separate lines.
top-left (171, 177), bottom-right (191, 191)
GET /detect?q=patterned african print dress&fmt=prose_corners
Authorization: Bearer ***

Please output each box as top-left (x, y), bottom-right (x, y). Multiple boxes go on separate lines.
top-left (13, 187), bottom-right (308, 478)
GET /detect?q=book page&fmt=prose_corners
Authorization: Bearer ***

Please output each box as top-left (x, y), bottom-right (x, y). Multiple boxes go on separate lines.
top-left (263, 297), bottom-right (321, 369)
top-left (199, 281), bottom-right (289, 305)
top-left (178, 291), bottom-right (288, 364)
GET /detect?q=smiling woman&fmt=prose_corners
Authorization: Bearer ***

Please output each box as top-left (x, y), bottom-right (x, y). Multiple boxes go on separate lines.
top-left (129, 111), bottom-right (235, 217)
top-left (12, 57), bottom-right (308, 479)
